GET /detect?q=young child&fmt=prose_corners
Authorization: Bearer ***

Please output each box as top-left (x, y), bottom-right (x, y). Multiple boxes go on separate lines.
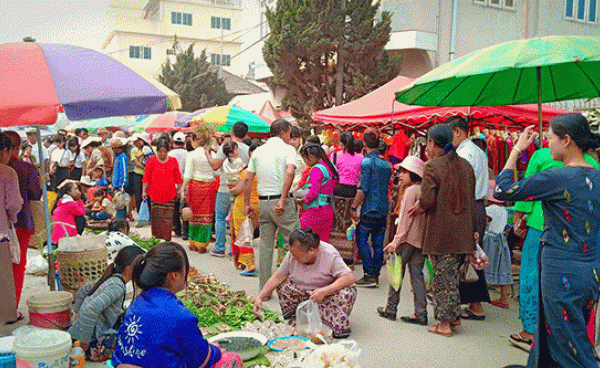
top-left (483, 180), bottom-right (513, 309)
top-left (221, 140), bottom-right (244, 188)
top-left (90, 189), bottom-right (115, 221)
top-left (377, 156), bottom-right (428, 325)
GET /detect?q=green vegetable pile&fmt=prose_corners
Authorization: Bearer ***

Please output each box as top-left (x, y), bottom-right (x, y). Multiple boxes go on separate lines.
top-left (182, 270), bottom-right (280, 330)
top-left (130, 235), bottom-right (161, 250)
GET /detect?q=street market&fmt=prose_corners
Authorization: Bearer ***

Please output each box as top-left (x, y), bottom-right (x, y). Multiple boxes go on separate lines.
top-left (1, 3), bottom-right (600, 368)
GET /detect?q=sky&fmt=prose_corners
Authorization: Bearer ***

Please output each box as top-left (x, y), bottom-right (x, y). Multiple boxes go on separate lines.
top-left (0, 0), bottom-right (114, 50)
top-left (0, 0), bottom-right (264, 76)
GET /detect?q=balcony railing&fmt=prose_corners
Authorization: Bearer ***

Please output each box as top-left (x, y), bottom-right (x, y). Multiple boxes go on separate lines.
top-left (206, 0), bottom-right (242, 9)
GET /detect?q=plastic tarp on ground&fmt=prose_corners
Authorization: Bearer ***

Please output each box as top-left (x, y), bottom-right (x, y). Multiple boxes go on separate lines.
top-left (313, 75), bottom-right (570, 130)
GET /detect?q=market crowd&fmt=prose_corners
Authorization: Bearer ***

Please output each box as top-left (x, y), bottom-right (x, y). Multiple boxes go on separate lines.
top-left (1, 112), bottom-right (600, 368)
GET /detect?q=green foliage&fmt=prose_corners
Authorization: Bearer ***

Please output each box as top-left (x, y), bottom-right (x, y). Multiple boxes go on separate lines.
top-left (263, 0), bottom-right (401, 128)
top-left (130, 235), bottom-right (161, 250)
top-left (22, 36), bottom-right (36, 42)
top-left (159, 45), bottom-right (231, 112)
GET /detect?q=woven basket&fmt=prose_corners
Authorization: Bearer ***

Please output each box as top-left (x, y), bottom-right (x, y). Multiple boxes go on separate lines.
top-left (56, 248), bottom-right (107, 296)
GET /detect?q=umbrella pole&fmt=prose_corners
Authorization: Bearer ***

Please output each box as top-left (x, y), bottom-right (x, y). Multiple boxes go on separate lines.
top-left (36, 127), bottom-right (56, 291)
top-left (537, 66), bottom-right (543, 147)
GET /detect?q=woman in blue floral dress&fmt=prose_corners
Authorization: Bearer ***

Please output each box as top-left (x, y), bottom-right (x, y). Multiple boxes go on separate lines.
top-left (495, 113), bottom-right (600, 368)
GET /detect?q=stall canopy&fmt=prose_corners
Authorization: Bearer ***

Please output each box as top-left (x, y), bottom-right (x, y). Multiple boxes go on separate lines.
top-left (313, 75), bottom-right (570, 130)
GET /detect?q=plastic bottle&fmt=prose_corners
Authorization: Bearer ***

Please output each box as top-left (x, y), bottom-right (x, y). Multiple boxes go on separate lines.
top-left (69, 341), bottom-right (85, 368)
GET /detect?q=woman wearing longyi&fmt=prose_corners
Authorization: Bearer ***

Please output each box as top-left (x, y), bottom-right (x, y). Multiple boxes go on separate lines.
top-left (495, 113), bottom-right (600, 368)
top-left (253, 228), bottom-right (357, 339)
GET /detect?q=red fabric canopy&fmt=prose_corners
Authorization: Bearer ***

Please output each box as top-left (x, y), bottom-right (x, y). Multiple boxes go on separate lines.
top-left (313, 75), bottom-right (571, 130)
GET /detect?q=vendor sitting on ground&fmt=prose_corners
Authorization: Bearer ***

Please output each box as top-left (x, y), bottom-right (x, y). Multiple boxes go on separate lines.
top-left (111, 241), bottom-right (241, 368)
top-left (253, 228), bottom-right (357, 338)
top-left (69, 245), bottom-right (145, 362)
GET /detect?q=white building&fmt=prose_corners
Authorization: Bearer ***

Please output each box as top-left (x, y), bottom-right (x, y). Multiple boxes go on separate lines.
top-left (102, 0), bottom-right (244, 78)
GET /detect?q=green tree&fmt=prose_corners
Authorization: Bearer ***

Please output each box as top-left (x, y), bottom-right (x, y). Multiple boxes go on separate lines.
top-left (263, 0), bottom-right (401, 127)
top-left (159, 45), bottom-right (231, 112)
top-left (22, 36), bottom-right (36, 42)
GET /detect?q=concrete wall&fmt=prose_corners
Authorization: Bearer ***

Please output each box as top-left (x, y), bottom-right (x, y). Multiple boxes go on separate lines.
top-left (104, 0), bottom-right (243, 77)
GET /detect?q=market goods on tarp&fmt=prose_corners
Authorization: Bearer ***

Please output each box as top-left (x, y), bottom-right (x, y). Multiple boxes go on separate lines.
top-left (182, 270), bottom-right (280, 332)
top-left (208, 332), bottom-right (268, 361)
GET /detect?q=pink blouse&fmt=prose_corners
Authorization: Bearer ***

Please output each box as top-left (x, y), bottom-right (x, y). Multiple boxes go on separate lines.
top-left (392, 184), bottom-right (426, 249)
top-left (0, 164), bottom-right (23, 239)
top-left (303, 161), bottom-right (336, 205)
top-left (331, 151), bottom-right (363, 186)
top-left (51, 196), bottom-right (86, 243)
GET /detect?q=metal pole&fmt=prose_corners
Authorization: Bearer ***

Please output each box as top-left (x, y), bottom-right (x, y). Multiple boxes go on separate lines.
top-left (335, 0), bottom-right (346, 106)
top-left (537, 66), bottom-right (543, 147)
top-left (36, 127), bottom-right (56, 290)
top-left (449, 0), bottom-right (458, 61)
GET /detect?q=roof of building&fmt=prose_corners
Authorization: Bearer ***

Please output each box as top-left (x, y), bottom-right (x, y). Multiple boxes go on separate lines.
top-left (214, 67), bottom-right (267, 95)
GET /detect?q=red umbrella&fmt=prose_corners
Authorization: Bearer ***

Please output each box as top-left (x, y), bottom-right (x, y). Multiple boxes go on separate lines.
top-left (145, 112), bottom-right (191, 133)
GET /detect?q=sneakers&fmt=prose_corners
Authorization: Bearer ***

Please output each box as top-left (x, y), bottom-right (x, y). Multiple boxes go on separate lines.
top-left (356, 274), bottom-right (378, 288)
top-left (210, 249), bottom-right (226, 258)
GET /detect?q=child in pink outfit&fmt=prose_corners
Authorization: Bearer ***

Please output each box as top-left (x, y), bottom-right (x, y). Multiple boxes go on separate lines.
top-left (51, 181), bottom-right (86, 244)
top-left (298, 144), bottom-right (338, 242)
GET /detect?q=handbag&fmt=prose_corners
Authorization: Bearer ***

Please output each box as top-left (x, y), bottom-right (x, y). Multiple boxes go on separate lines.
top-left (8, 222), bottom-right (20, 264)
top-left (459, 262), bottom-right (479, 283)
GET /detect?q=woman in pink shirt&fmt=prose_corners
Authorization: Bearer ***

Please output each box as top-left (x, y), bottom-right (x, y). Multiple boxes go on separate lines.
top-left (253, 228), bottom-right (357, 338)
top-left (297, 144), bottom-right (338, 242)
top-left (328, 133), bottom-right (363, 265)
top-left (376, 156), bottom-right (428, 326)
top-left (51, 181), bottom-right (86, 245)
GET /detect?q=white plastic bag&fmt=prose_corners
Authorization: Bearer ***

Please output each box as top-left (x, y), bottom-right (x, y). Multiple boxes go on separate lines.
top-left (112, 190), bottom-right (130, 210)
top-left (25, 255), bottom-right (48, 275)
top-left (8, 222), bottom-right (19, 264)
top-left (234, 217), bottom-right (254, 248)
top-left (295, 300), bottom-right (332, 342)
top-left (305, 340), bottom-right (362, 368)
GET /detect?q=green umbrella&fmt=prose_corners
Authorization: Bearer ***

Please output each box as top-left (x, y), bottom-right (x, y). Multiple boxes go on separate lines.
top-left (395, 35), bottom-right (600, 138)
top-left (195, 105), bottom-right (270, 134)
top-left (66, 115), bottom-right (136, 131)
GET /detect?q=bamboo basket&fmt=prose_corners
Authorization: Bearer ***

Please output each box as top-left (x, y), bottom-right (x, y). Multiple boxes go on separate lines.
top-left (56, 248), bottom-right (107, 297)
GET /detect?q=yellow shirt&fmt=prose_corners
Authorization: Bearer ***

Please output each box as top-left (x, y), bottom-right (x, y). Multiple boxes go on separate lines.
top-left (130, 147), bottom-right (144, 175)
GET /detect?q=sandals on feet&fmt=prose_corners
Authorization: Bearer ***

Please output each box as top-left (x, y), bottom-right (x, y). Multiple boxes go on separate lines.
top-left (509, 333), bottom-right (533, 352)
top-left (461, 308), bottom-right (485, 320)
top-left (5, 312), bottom-right (24, 325)
top-left (491, 300), bottom-right (510, 309)
top-left (427, 323), bottom-right (453, 337)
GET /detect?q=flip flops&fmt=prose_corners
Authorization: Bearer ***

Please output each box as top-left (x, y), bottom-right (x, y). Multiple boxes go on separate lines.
top-left (509, 333), bottom-right (532, 352)
top-left (461, 308), bottom-right (486, 320)
top-left (491, 300), bottom-right (510, 309)
top-left (240, 269), bottom-right (258, 277)
top-left (5, 312), bottom-right (24, 325)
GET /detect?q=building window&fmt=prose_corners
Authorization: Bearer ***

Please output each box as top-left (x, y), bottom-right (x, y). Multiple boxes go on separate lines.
top-left (210, 54), bottom-right (231, 66)
top-left (172, 12), bottom-right (192, 25)
top-left (565, 0), bottom-right (597, 22)
top-left (474, 0), bottom-right (515, 9)
top-left (129, 46), bottom-right (151, 60)
top-left (211, 16), bottom-right (231, 30)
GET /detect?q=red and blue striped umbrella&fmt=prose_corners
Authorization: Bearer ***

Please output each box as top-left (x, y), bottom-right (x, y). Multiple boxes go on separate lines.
top-left (0, 42), bottom-right (175, 127)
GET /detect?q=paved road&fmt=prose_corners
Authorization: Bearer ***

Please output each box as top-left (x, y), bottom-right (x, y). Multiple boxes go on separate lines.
top-left (3, 228), bottom-right (534, 367)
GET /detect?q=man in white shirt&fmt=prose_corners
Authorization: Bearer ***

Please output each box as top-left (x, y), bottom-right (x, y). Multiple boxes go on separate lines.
top-left (448, 116), bottom-right (490, 321)
top-left (245, 119), bottom-right (300, 290)
top-left (26, 130), bottom-right (49, 173)
top-left (169, 132), bottom-right (189, 240)
top-left (205, 122), bottom-right (250, 257)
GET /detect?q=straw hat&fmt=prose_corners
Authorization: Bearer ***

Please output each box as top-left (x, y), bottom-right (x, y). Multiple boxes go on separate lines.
top-left (109, 137), bottom-right (129, 148)
top-left (488, 180), bottom-right (503, 204)
top-left (79, 176), bottom-right (96, 187)
top-left (181, 207), bottom-right (193, 221)
top-left (113, 131), bottom-right (126, 138)
top-left (81, 136), bottom-right (102, 148)
top-left (97, 127), bottom-right (110, 135)
top-left (56, 179), bottom-right (79, 190)
top-left (131, 132), bottom-right (151, 146)
top-left (90, 161), bottom-right (105, 173)
top-left (398, 156), bottom-right (425, 178)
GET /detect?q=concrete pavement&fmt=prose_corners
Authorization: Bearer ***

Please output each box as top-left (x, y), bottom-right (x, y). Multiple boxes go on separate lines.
top-left (2, 228), bottom-right (534, 367)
